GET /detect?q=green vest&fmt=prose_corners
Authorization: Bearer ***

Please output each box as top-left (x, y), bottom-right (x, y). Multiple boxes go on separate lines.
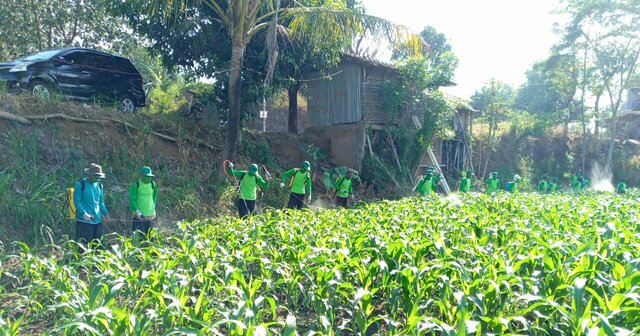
top-left (136, 181), bottom-right (156, 216)
top-left (290, 170), bottom-right (310, 194)
top-left (538, 180), bottom-right (548, 192)
top-left (486, 178), bottom-right (500, 194)
top-left (335, 177), bottom-right (352, 198)
top-left (459, 178), bottom-right (471, 193)
top-left (416, 178), bottom-right (434, 196)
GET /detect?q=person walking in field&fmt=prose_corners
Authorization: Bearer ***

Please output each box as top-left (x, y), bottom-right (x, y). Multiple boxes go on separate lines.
top-left (485, 172), bottom-right (501, 194)
top-left (506, 174), bottom-right (521, 193)
top-left (458, 170), bottom-right (473, 193)
top-left (129, 166), bottom-right (158, 237)
top-left (571, 174), bottom-right (582, 193)
top-left (280, 161), bottom-right (312, 210)
top-left (226, 162), bottom-right (270, 218)
top-left (616, 179), bottom-right (627, 194)
top-left (538, 174), bottom-right (549, 192)
top-left (414, 168), bottom-right (436, 196)
top-left (73, 163), bottom-right (109, 249)
top-left (334, 169), bottom-right (356, 208)
top-left (548, 177), bottom-right (559, 193)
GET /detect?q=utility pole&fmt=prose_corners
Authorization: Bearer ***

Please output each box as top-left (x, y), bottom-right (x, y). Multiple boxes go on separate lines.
top-left (260, 96), bottom-right (268, 132)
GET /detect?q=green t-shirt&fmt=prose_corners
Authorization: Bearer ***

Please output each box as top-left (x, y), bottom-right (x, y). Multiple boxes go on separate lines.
top-left (335, 177), bottom-right (353, 198)
top-left (486, 177), bottom-right (500, 194)
top-left (129, 180), bottom-right (158, 216)
top-left (538, 180), bottom-right (548, 192)
top-left (231, 170), bottom-right (269, 201)
top-left (415, 177), bottom-right (434, 196)
top-left (617, 182), bottom-right (627, 193)
top-left (459, 177), bottom-right (471, 193)
top-left (571, 179), bottom-right (581, 193)
top-left (282, 168), bottom-right (312, 195)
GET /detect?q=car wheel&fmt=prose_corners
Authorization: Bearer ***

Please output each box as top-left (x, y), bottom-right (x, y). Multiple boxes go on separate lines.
top-left (29, 80), bottom-right (54, 100)
top-left (120, 95), bottom-right (136, 113)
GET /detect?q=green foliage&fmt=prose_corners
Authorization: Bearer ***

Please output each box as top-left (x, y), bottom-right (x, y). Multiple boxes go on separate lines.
top-left (243, 139), bottom-right (279, 168)
top-left (0, 0), bottom-right (137, 61)
top-left (0, 115), bottom-right (221, 245)
top-left (2, 193), bottom-right (640, 334)
top-left (299, 143), bottom-right (328, 162)
top-left (146, 78), bottom-right (188, 115)
top-left (470, 80), bottom-right (516, 116)
top-left (380, 48), bottom-right (457, 178)
top-left (514, 55), bottom-right (578, 125)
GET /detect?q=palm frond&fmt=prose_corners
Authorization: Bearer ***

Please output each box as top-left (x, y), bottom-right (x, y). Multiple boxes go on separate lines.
top-left (264, 0), bottom-right (281, 85)
top-left (284, 8), bottom-right (425, 57)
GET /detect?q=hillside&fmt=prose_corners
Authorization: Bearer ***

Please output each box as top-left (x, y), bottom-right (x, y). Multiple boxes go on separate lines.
top-left (0, 94), bottom-right (320, 245)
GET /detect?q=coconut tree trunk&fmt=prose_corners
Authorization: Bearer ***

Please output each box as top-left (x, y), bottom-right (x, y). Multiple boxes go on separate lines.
top-left (288, 81), bottom-right (302, 133)
top-left (221, 40), bottom-right (247, 163)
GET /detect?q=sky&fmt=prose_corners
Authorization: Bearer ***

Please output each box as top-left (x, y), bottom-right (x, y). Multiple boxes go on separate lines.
top-left (361, 0), bottom-right (566, 99)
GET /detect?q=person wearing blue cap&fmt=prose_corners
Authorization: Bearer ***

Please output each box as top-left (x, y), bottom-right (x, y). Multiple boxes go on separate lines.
top-left (129, 166), bottom-right (158, 237)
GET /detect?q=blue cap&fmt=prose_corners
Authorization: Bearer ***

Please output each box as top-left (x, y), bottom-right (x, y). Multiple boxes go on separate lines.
top-left (249, 164), bottom-right (259, 174)
top-left (140, 166), bottom-right (154, 177)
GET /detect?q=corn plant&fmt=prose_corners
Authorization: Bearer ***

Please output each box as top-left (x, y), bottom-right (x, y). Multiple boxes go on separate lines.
top-left (0, 192), bottom-right (638, 335)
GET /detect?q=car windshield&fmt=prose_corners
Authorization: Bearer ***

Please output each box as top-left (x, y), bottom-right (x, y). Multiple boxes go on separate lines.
top-left (17, 49), bottom-right (63, 62)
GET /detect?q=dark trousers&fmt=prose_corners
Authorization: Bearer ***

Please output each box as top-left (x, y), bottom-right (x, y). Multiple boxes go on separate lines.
top-left (75, 221), bottom-right (102, 248)
top-left (238, 199), bottom-right (256, 218)
top-left (132, 217), bottom-right (156, 235)
top-left (287, 192), bottom-right (306, 209)
top-left (336, 196), bottom-right (348, 208)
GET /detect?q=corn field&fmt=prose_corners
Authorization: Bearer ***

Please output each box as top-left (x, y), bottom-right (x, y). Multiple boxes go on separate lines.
top-left (1, 192), bottom-right (639, 335)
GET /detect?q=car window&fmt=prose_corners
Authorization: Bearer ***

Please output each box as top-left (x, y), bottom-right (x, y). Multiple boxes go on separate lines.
top-left (17, 49), bottom-right (63, 61)
top-left (114, 58), bottom-right (138, 74)
top-left (89, 54), bottom-right (117, 71)
top-left (61, 52), bottom-right (89, 66)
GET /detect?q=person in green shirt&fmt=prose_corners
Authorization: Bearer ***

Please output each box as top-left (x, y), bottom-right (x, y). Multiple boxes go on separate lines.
top-left (485, 172), bottom-right (500, 194)
top-left (414, 169), bottom-right (436, 196)
top-left (538, 174), bottom-right (549, 192)
top-left (571, 175), bottom-right (582, 193)
top-left (548, 177), bottom-right (558, 193)
top-left (280, 161), bottom-right (312, 209)
top-left (226, 162), bottom-right (270, 218)
top-left (506, 174), bottom-right (521, 193)
top-left (458, 170), bottom-right (473, 193)
top-left (334, 169), bottom-right (355, 208)
top-left (129, 166), bottom-right (158, 237)
top-left (616, 180), bottom-right (627, 194)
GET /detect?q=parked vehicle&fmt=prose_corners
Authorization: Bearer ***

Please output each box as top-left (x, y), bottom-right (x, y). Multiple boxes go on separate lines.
top-left (0, 48), bottom-right (145, 112)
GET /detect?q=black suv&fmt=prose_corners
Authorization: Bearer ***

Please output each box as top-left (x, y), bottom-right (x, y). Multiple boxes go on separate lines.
top-left (0, 48), bottom-right (145, 112)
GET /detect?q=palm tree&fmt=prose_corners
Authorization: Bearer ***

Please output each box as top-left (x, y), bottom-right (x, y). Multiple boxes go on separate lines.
top-left (140, 0), bottom-right (420, 164)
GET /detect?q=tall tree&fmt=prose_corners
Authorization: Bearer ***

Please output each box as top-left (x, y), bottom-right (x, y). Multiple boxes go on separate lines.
top-left (470, 80), bottom-right (516, 178)
top-left (272, 0), bottom-right (361, 134)
top-left (0, 0), bottom-right (133, 61)
top-left (392, 25), bottom-right (455, 67)
top-left (117, 0), bottom-right (420, 163)
top-left (514, 52), bottom-right (580, 135)
top-left (561, 0), bottom-right (640, 170)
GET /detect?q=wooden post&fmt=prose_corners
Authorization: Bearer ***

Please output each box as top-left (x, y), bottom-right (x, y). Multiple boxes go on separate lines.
top-left (387, 131), bottom-right (402, 172)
